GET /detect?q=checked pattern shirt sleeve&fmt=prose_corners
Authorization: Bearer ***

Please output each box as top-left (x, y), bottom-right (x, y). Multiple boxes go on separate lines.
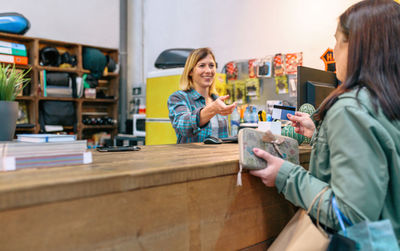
top-left (167, 89), bottom-right (229, 143)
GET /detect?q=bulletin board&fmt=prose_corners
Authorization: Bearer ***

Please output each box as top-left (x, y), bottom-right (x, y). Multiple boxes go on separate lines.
top-left (222, 52), bottom-right (302, 110)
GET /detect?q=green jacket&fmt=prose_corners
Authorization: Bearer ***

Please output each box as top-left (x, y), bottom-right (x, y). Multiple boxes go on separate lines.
top-left (276, 88), bottom-right (400, 242)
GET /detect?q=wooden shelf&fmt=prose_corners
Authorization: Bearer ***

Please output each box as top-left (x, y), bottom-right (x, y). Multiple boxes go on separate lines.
top-left (103, 72), bottom-right (119, 77)
top-left (1, 62), bottom-right (32, 70)
top-left (2, 34), bottom-right (120, 140)
top-left (37, 66), bottom-right (79, 73)
top-left (81, 70), bottom-right (118, 77)
top-left (0, 32), bottom-right (35, 41)
top-left (81, 98), bottom-right (117, 103)
top-left (82, 125), bottom-right (117, 130)
top-left (39, 39), bottom-right (79, 47)
top-left (15, 96), bottom-right (34, 101)
top-left (37, 97), bottom-right (118, 103)
top-left (38, 97), bottom-right (76, 101)
top-left (15, 127), bottom-right (35, 132)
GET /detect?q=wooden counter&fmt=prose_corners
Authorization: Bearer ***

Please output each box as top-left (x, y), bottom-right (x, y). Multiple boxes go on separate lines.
top-left (0, 143), bottom-right (311, 251)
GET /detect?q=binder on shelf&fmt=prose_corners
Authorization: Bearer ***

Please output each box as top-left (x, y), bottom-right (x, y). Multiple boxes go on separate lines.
top-left (0, 40), bottom-right (26, 50)
top-left (0, 46), bottom-right (27, 56)
top-left (0, 54), bottom-right (28, 65)
top-left (17, 134), bottom-right (76, 143)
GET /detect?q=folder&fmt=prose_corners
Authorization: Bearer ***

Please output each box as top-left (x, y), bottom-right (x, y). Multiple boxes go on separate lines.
top-left (0, 54), bottom-right (28, 65)
top-left (0, 46), bottom-right (27, 56)
top-left (0, 40), bottom-right (26, 50)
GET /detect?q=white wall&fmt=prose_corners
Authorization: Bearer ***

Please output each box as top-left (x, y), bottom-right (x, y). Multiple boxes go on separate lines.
top-left (137, 0), bottom-right (359, 80)
top-left (1, 0), bottom-right (119, 48)
top-left (2, 0), bottom-right (361, 118)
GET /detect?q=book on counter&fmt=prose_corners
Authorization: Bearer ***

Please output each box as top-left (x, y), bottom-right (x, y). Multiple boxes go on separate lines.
top-left (0, 140), bottom-right (92, 171)
top-left (1, 152), bottom-right (92, 171)
top-left (17, 134), bottom-right (76, 143)
top-left (0, 140), bottom-right (87, 157)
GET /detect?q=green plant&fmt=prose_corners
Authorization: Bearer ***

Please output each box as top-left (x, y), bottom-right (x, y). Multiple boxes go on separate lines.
top-left (0, 64), bottom-right (31, 101)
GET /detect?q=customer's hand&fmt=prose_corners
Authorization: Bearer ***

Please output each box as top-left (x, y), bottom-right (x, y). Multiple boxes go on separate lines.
top-left (211, 95), bottom-right (237, 116)
top-left (287, 112), bottom-right (315, 138)
top-left (249, 148), bottom-right (284, 187)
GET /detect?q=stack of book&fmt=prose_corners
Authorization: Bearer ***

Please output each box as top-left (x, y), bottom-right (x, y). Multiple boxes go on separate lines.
top-left (0, 135), bottom-right (92, 171)
top-left (0, 40), bottom-right (28, 65)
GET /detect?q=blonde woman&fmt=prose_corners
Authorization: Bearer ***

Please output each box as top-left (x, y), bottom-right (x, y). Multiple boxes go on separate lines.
top-left (168, 48), bottom-right (236, 143)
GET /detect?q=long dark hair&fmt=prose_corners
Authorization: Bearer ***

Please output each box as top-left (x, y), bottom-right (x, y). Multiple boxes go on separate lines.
top-left (315, 0), bottom-right (400, 121)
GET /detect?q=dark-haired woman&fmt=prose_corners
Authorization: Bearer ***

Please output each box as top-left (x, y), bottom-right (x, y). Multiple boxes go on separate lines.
top-left (250, 0), bottom-right (400, 243)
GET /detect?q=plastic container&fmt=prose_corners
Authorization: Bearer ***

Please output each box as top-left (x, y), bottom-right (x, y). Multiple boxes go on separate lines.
top-left (230, 107), bottom-right (240, 136)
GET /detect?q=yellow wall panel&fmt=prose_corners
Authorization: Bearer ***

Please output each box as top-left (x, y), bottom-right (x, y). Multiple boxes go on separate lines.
top-left (146, 75), bottom-right (180, 119)
top-left (145, 121), bottom-right (177, 145)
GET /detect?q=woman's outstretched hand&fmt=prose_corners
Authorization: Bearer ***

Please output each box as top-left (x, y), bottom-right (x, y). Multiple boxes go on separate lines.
top-left (211, 95), bottom-right (236, 116)
top-left (287, 112), bottom-right (315, 138)
top-left (199, 95), bottom-right (236, 126)
top-left (249, 148), bottom-right (284, 187)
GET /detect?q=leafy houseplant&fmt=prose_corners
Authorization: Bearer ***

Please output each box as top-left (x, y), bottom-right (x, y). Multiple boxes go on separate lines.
top-left (0, 64), bottom-right (30, 141)
top-left (0, 64), bottom-right (30, 101)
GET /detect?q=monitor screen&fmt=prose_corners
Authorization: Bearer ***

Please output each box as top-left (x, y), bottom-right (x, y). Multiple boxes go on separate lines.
top-left (306, 81), bottom-right (336, 108)
top-left (297, 66), bottom-right (339, 109)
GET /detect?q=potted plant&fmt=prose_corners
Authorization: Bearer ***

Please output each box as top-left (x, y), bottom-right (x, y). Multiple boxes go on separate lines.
top-left (0, 64), bottom-right (30, 141)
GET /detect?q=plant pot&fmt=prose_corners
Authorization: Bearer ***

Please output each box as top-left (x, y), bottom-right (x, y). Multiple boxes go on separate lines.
top-left (0, 101), bottom-right (18, 141)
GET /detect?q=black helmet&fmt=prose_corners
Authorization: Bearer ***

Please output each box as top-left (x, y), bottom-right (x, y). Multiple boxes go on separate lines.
top-left (60, 52), bottom-right (77, 67)
top-left (40, 46), bottom-right (61, 66)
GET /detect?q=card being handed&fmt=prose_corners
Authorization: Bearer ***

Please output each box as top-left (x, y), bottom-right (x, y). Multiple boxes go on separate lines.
top-left (271, 105), bottom-right (296, 121)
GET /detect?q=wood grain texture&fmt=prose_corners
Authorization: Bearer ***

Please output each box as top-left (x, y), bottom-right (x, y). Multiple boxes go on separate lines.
top-left (0, 144), bottom-right (311, 211)
top-left (0, 173), bottom-right (296, 251)
top-left (0, 143), bottom-right (311, 250)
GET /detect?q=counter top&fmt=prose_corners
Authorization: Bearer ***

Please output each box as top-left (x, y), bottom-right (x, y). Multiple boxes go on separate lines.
top-left (0, 143), bottom-right (312, 250)
top-left (0, 143), bottom-right (311, 211)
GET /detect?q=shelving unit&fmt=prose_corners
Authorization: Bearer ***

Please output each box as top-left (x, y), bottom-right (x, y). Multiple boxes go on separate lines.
top-left (0, 32), bottom-right (119, 141)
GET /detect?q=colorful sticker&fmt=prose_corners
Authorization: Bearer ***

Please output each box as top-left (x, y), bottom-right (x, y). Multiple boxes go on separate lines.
top-left (234, 81), bottom-right (246, 104)
top-left (257, 56), bottom-right (272, 78)
top-left (225, 82), bottom-right (235, 104)
top-left (245, 78), bottom-right (260, 100)
top-left (275, 75), bottom-right (288, 94)
top-left (285, 52), bottom-right (303, 75)
top-left (248, 59), bottom-right (257, 78)
top-left (215, 81), bottom-right (227, 97)
top-left (225, 61), bottom-right (238, 80)
top-left (273, 54), bottom-right (285, 77)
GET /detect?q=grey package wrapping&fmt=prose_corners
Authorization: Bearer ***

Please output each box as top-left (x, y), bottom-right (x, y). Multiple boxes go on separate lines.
top-left (238, 128), bottom-right (299, 170)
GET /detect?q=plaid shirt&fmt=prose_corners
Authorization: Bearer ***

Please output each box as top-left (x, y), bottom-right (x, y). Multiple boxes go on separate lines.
top-left (167, 89), bottom-right (229, 143)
